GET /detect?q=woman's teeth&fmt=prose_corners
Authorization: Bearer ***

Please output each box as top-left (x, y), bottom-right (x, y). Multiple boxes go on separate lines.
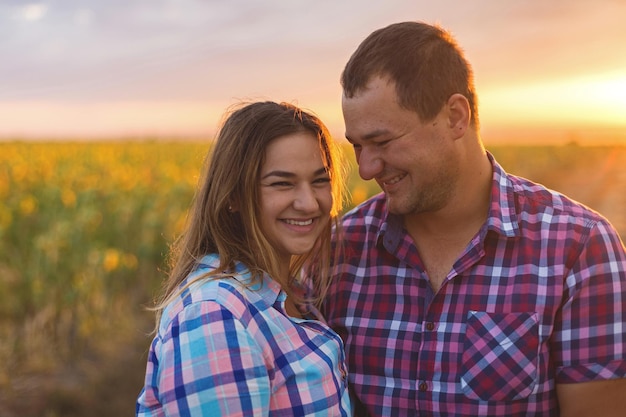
top-left (284, 219), bottom-right (313, 226)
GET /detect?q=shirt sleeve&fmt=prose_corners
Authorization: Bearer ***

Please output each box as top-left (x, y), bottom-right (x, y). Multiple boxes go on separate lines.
top-left (155, 300), bottom-right (271, 416)
top-left (553, 218), bottom-right (626, 383)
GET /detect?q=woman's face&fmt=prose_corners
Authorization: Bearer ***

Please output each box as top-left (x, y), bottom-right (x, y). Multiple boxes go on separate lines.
top-left (258, 131), bottom-right (333, 265)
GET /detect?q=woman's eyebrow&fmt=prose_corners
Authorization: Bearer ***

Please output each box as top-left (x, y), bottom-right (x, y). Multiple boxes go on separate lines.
top-left (261, 170), bottom-right (294, 180)
top-left (261, 167), bottom-right (328, 180)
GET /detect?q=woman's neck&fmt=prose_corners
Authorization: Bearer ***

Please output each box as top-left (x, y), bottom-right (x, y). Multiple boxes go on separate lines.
top-left (284, 296), bottom-right (302, 318)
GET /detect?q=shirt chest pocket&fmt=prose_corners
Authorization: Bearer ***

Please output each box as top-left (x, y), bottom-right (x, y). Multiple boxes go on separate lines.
top-left (461, 311), bottom-right (539, 401)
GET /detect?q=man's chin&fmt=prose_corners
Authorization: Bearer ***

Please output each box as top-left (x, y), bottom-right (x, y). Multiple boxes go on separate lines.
top-left (384, 196), bottom-right (404, 215)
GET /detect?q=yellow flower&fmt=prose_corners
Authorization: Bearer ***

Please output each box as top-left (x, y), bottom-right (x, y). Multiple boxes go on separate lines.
top-left (61, 189), bottom-right (77, 208)
top-left (0, 206), bottom-right (11, 230)
top-left (103, 249), bottom-right (121, 272)
top-left (0, 172), bottom-right (8, 199)
top-left (19, 195), bottom-right (38, 215)
top-left (123, 253), bottom-right (138, 270)
top-left (350, 185), bottom-right (368, 207)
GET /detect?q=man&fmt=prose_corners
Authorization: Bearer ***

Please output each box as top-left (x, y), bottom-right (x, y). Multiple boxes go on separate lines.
top-left (324, 21), bottom-right (626, 416)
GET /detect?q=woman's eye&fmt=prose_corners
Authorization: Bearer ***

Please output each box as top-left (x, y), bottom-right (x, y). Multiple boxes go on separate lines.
top-left (313, 177), bottom-right (331, 187)
top-left (270, 181), bottom-right (292, 187)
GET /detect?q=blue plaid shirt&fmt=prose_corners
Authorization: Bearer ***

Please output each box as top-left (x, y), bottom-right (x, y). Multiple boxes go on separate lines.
top-left (137, 254), bottom-right (351, 416)
top-left (324, 153), bottom-right (626, 416)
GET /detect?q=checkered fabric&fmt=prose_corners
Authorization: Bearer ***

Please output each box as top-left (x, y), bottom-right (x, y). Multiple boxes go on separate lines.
top-left (323, 153), bottom-right (626, 416)
top-left (137, 254), bottom-right (351, 416)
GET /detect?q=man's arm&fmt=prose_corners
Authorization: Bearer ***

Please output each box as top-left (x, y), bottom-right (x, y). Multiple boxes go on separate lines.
top-left (556, 379), bottom-right (626, 417)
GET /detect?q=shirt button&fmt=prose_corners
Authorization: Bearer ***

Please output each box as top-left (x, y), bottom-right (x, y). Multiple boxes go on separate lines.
top-left (419, 382), bottom-right (428, 392)
top-left (425, 322), bottom-right (435, 331)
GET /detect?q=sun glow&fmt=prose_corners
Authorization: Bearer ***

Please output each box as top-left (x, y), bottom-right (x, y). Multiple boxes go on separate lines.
top-left (480, 71), bottom-right (626, 127)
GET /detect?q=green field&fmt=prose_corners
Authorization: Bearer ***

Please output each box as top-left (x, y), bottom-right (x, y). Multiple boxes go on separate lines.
top-left (1, 141), bottom-right (624, 416)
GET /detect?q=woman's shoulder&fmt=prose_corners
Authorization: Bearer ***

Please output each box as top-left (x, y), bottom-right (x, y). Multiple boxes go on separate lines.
top-left (159, 256), bottom-right (255, 332)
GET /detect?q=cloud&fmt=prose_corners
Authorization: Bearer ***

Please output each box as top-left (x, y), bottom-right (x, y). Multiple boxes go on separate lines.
top-left (13, 3), bottom-right (48, 21)
top-left (1, 0), bottom-right (625, 139)
top-left (73, 8), bottom-right (94, 26)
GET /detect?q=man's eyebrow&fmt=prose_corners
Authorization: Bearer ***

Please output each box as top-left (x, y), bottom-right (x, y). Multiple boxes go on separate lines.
top-left (345, 128), bottom-right (391, 143)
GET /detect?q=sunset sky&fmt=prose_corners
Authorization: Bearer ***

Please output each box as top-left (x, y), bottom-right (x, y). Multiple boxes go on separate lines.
top-left (1, 0), bottom-right (626, 144)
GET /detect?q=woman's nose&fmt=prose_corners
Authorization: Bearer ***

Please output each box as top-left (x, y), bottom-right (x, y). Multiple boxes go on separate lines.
top-left (293, 185), bottom-right (319, 211)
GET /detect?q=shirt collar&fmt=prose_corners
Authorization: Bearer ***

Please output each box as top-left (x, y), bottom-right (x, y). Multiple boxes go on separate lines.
top-left (197, 253), bottom-right (283, 307)
top-left (378, 210), bottom-right (404, 253)
top-left (485, 151), bottom-right (520, 238)
top-left (375, 152), bottom-right (519, 252)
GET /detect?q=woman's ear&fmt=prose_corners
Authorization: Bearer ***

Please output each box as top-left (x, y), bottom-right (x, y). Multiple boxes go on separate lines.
top-left (447, 93), bottom-right (471, 139)
top-left (228, 199), bottom-right (240, 213)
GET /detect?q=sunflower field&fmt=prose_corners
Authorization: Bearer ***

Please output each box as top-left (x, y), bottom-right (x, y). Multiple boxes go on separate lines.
top-left (0, 140), bottom-right (624, 416)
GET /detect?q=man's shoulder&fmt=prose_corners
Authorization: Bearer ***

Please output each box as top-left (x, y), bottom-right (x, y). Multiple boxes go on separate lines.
top-left (506, 173), bottom-right (603, 222)
top-left (342, 192), bottom-right (387, 224)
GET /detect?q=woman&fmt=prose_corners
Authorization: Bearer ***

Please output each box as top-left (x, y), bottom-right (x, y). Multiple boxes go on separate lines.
top-left (136, 101), bottom-right (351, 416)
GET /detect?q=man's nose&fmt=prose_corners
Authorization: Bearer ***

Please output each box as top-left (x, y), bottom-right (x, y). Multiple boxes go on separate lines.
top-left (357, 148), bottom-right (384, 181)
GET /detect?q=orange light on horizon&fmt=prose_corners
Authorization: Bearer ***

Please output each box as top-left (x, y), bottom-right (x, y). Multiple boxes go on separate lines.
top-left (480, 70), bottom-right (626, 128)
top-left (1, 71), bottom-right (625, 143)
top-left (0, 101), bottom-right (221, 139)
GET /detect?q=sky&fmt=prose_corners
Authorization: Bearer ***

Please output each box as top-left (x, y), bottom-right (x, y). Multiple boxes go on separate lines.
top-left (1, 0), bottom-right (626, 144)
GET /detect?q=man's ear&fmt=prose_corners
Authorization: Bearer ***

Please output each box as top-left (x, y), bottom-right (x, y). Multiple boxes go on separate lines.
top-left (447, 93), bottom-right (471, 139)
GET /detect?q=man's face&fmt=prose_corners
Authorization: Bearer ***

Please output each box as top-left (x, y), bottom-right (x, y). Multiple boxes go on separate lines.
top-left (342, 75), bottom-right (459, 216)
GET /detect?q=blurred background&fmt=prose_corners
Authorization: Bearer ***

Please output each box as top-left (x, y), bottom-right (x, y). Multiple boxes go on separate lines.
top-left (2, 0), bottom-right (626, 144)
top-left (1, 1), bottom-right (625, 415)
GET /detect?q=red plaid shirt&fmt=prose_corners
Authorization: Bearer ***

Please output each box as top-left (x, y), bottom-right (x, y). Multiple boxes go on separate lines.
top-left (323, 154), bottom-right (626, 416)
